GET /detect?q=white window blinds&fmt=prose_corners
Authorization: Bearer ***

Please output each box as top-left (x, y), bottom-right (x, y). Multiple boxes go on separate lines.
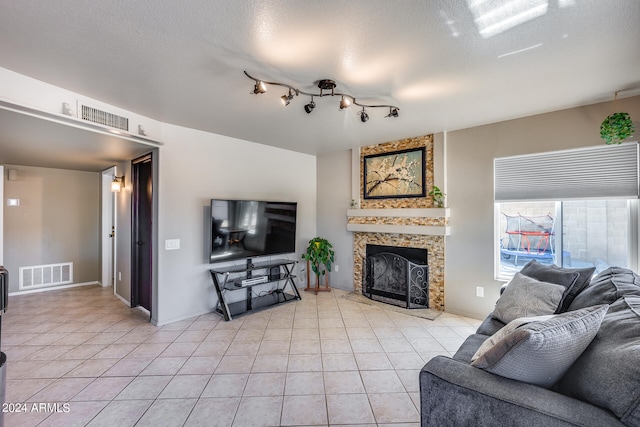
top-left (494, 142), bottom-right (639, 201)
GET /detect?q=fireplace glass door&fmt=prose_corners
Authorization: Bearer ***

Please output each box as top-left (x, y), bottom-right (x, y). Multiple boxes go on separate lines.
top-left (363, 245), bottom-right (429, 309)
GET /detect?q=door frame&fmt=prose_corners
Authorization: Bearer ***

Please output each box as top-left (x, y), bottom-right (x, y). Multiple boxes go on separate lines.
top-left (101, 166), bottom-right (117, 290)
top-left (131, 152), bottom-right (154, 316)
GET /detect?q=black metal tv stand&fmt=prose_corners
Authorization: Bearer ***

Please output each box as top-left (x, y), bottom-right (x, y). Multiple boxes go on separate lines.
top-left (210, 258), bottom-right (301, 321)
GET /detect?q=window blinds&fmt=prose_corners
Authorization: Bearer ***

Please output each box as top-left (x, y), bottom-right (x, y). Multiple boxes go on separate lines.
top-left (494, 142), bottom-right (639, 201)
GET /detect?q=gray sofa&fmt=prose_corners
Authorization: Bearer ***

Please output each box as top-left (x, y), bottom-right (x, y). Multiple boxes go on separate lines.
top-left (420, 263), bottom-right (640, 427)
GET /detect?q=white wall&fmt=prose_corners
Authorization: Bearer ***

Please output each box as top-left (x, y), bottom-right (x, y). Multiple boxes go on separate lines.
top-left (0, 67), bottom-right (162, 141)
top-left (445, 95), bottom-right (640, 319)
top-left (3, 165), bottom-right (100, 292)
top-left (154, 124), bottom-right (317, 325)
top-left (317, 150), bottom-right (353, 291)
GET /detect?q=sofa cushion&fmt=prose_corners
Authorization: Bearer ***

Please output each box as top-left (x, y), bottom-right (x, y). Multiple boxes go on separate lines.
top-left (493, 272), bottom-right (565, 324)
top-left (471, 304), bottom-right (608, 388)
top-left (452, 334), bottom-right (490, 364)
top-left (556, 296), bottom-right (640, 425)
top-left (476, 315), bottom-right (506, 336)
top-left (568, 266), bottom-right (640, 310)
top-left (520, 260), bottom-right (595, 312)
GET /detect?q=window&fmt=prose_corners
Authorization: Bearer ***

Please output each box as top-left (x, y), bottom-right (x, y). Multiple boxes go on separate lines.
top-left (496, 199), bottom-right (635, 279)
top-left (494, 142), bottom-right (639, 280)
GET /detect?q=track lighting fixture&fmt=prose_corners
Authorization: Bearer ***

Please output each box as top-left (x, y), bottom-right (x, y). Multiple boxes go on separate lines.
top-left (281, 89), bottom-right (294, 106)
top-left (244, 70), bottom-right (399, 122)
top-left (339, 96), bottom-right (351, 110)
top-left (252, 80), bottom-right (267, 94)
top-left (359, 107), bottom-right (369, 123)
top-left (304, 97), bottom-right (316, 114)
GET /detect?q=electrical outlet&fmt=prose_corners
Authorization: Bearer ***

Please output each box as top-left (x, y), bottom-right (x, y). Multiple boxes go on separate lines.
top-left (476, 286), bottom-right (484, 298)
top-left (335, 265), bottom-right (339, 272)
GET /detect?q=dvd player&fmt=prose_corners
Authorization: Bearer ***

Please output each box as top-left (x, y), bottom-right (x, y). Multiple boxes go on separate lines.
top-left (238, 275), bottom-right (269, 286)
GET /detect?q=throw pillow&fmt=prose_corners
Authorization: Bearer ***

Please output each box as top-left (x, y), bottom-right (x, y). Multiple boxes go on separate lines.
top-left (520, 260), bottom-right (595, 312)
top-left (472, 314), bottom-right (555, 359)
top-left (471, 304), bottom-right (608, 388)
top-left (568, 266), bottom-right (640, 311)
top-left (556, 296), bottom-right (640, 424)
top-left (492, 272), bottom-right (565, 324)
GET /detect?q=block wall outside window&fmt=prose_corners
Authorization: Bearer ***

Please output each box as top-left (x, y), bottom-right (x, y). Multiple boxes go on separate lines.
top-left (497, 200), bottom-right (631, 279)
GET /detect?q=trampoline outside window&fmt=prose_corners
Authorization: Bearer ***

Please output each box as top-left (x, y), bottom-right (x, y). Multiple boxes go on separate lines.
top-left (496, 200), bottom-right (633, 280)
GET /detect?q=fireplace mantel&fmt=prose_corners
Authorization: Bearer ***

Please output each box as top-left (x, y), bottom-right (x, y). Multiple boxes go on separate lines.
top-left (348, 208), bottom-right (449, 218)
top-left (346, 208), bottom-right (450, 236)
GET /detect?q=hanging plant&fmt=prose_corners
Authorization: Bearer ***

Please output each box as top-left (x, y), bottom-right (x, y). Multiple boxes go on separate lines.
top-left (600, 112), bottom-right (635, 145)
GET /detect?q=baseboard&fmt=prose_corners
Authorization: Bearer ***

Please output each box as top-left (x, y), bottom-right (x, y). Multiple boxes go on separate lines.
top-left (443, 307), bottom-right (486, 321)
top-left (113, 292), bottom-right (130, 306)
top-left (153, 308), bottom-right (213, 327)
top-left (9, 281), bottom-right (99, 296)
top-left (136, 305), bottom-right (150, 316)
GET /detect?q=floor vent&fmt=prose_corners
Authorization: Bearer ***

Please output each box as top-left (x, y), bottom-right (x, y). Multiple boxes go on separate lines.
top-left (19, 262), bottom-right (73, 290)
top-left (81, 105), bottom-right (129, 131)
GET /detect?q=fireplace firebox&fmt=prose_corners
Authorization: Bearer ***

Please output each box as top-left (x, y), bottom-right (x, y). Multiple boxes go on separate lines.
top-left (363, 244), bottom-right (429, 309)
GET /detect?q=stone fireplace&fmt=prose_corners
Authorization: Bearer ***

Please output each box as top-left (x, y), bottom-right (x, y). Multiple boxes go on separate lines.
top-left (347, 135), bottom-right (448, 311)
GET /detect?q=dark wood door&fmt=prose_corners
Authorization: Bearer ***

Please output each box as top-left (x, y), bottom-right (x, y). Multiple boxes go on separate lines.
top-left (131, 154), bottom-right (153, 314)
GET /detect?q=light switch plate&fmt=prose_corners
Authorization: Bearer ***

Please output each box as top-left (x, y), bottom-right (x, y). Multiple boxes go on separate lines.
top-left (165, 239), bottom-right (180, 250)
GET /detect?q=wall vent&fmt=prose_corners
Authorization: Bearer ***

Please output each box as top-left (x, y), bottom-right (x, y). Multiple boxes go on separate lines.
top-left (19, 262), bottom-right (73, 290)
top-left (81, 105), bottom-right (129, 131)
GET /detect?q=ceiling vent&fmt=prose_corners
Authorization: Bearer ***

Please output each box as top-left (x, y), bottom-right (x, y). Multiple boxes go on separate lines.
top-left (81, 104), bottom-right (129, 131)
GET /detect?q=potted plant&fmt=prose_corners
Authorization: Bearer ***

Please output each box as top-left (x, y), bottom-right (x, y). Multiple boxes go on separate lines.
top-left (428, 185), bottom-right (446, 208)
top-left (302, 237), bottom-right (335, 293)
top-left (600, 112), bottom-right (635, 145)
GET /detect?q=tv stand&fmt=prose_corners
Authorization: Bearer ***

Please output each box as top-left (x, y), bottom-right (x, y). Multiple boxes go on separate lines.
top-left (210, 258), bottom-right (301, 321)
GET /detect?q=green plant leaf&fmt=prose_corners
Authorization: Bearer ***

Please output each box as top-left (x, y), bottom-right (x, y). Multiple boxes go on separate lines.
top-left (302, 237), bottom-right (336, 277)
top-left (600, 112), bottom-right (634, 145)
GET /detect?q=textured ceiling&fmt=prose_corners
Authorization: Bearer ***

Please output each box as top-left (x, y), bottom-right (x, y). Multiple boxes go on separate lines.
top-left (0, 0), bottom-right (638, 167)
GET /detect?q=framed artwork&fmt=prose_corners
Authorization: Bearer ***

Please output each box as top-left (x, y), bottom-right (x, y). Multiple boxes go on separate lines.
top-left (363, 147), bottom-right (426, 199)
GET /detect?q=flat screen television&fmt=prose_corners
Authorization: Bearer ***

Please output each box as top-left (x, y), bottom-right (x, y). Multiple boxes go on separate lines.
top-left (210, 199), bottom-right (297, 263)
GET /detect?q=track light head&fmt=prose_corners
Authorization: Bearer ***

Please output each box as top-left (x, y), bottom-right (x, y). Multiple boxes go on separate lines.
top-left (359, 108), bottom-right (369, 123)
top-left (281, 89), bottom-right (294, 106)
top-left (339, 96), bottom-right (351, 110)
top-left (252, 81), bottom-right (267, 94)
top-left (386, 107), bottom-right (399, 118)
top-left (304, 100), bottom-right (316, 114)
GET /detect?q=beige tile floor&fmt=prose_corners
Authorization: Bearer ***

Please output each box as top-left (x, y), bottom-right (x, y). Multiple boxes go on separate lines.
top-left (2, 285), bottom-right (481, 426)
